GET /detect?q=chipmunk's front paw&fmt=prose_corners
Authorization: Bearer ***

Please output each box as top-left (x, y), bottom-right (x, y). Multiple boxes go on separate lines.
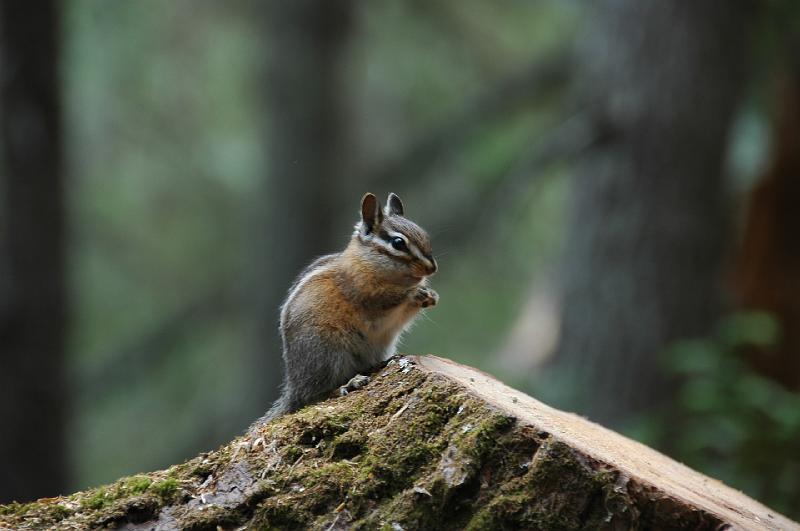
top-left (339, 374), bottom-right (371, 396)
top-left (413, 286), bottom-right (439, 308)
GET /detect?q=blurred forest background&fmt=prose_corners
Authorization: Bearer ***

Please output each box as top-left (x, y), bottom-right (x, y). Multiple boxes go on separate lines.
top-left (2, 0), bottom-right (800, 519)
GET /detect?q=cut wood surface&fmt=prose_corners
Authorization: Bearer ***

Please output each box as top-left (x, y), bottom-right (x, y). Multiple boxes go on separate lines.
top-left (1, 355), bottom-right (796, 530)
top-left (417, 356), bottom-right (797, 531)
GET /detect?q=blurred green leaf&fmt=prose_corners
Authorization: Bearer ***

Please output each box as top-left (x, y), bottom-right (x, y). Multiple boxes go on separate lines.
top-left (664, 339), bottom-right (721, 374)
top-left (718, 311), bottom-right (779, 348)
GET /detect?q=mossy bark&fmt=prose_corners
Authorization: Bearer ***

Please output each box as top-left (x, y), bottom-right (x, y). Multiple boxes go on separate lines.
top-left (1, 356), bottom-right (795, 530)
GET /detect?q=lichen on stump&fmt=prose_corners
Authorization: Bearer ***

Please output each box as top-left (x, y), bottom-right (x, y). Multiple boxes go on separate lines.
top-left (1, 356), bottom-right (796, 530)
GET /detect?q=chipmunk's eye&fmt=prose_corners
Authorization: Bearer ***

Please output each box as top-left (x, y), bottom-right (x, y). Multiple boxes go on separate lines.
top-left (390, 237), bottom-right (408, 252)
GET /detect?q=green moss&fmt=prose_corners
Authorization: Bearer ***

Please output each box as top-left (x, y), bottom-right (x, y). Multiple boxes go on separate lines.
top-left (253, 499), bottom-right (307, 529)
top-left (291, 409), bottom-right (353, 447)
top-left (464, 439), bottom-right (612, 530)
top-left (353, 383), bottom-right (463, 497)
top-left (179, 504), bottom-right (241, 531)
top-left (150, 478), bottom-right (179, 501)
top-left (50, 504), bottom-right (73, 520)
top-left (329, 431), bottom-right (366, 459)
top-left (78, 474), bottom-right (163, 512)
top-left (81, 487), bottom-right (111, 511)
top-left (0, 500), bottom-right (74, 527)
top-left (123, 475), bottom-right (153, 494)
top-left (303, 461), bottom-right (357, 483)
top-left (189, 463), bottom-right (212, 478)
top-left (357, 405), bottom-right (521, 530)
top-left (282, 444), bottom-right (304, 463)
top-left (457, 412), bottom-right (516, 461)
top-left (0, 502), bottom-right (32, 517)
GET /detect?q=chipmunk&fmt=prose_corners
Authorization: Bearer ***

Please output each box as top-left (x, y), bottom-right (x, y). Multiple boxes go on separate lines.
top-left (252, 192), bottom-right (438, 427)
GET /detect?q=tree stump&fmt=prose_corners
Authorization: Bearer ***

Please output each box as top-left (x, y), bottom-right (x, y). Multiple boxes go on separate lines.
top-left (1, 355), bottom-right (796, 530)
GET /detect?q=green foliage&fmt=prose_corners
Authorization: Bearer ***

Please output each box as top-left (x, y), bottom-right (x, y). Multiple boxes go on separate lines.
top-left (645, 312), bottom-right (800, 518)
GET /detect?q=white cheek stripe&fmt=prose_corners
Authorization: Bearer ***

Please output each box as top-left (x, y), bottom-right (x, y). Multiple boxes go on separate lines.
top-left (409, 243), bottom-right (428, 265)
top-left (357, 227), bottom-right (432, 265)
top-left (379, 230), bottom-right (409, 257)
top-left (386, 230), bottom-right (432, 267)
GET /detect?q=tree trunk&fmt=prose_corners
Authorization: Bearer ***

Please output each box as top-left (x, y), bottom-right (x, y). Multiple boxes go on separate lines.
top-left (545, 0), bottom-right (753, 426)
top-left (733, 44), bottom-right (800, 390)
top-left (0, 0), bottom-right (67, 503)
top-left (246, 0), bottom-right (355, 418)
top-left (1, 356), bottom-right (794, 530)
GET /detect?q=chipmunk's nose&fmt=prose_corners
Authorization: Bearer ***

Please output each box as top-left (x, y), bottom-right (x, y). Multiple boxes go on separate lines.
top-left (425, 256), bottom-right (437, 275)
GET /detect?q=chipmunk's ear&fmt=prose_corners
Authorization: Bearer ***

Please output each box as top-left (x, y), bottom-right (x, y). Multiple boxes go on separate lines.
top-left (386, 192), bottom-right (404, 216)
top-left (360, 192), bottom-right (383, 234)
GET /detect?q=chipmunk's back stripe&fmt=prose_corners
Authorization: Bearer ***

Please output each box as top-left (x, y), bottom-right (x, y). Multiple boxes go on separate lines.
top-left (281, 259), bottom-right (337, 323)
top-left (287, 254), bottom-right (337, 294)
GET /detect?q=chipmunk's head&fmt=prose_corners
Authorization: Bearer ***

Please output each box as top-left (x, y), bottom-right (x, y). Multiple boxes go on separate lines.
top-left (353, 192), bottom-right (437, 284)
